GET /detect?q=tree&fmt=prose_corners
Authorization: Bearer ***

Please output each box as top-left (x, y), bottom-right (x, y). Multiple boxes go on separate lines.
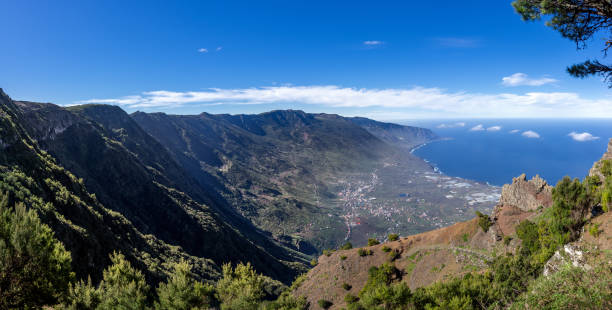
top-left (513, 0), bottom-right (612, 86)
top-left (216, 262), bottom-right (265, 310)
top-left (0, 200), bottom-right (74, 309)
top-left (155, 260), bottom-right (215, 310)
top-left (96, 252), bottom-right (150, 310)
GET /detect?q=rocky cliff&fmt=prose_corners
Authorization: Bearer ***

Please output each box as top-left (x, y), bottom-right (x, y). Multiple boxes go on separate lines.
top-left (589, 138), bottom-right (612, 179)
top-left (498, 174), bottom-right (553, 212)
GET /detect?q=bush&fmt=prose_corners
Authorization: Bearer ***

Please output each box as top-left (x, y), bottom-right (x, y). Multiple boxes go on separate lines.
top-left (462, 233), bottom-right (469, 243)
top-left (342, 283), bottom-right (352, 290)
top-left (358, 248), bottom-right (373, 257)
top-left (388, 250), bottom-right (400, 262)
top-left (0, 201), bottom-right (74, 309)
top-left (367, 238), bottom-right (380, 246)
top-left (344, 294), bottom-right (358, 303)
top-left (317, 299), bottom-right (333, 309)
top-left (589, 223), bottom-right (601, 237)
top-left (381, 245), bottom-right (391, 252)
top-left (340, 255), bottom-right (347, 261)
top-left (97, 252), bottom-right (150, 310)
top-left (387, 233), bottom-right (399, 241)
top-left (516, 220), bottom-right (540, 255)
top-left (155, 260), bottom-right (215, 310)
top-left (503, 236), bottom-right (512, 246)
top-left (340, 242), bottom-right (353, 250)
top-left (310, 258), bottom-right (317, 266)
top-left (476, 211), bottom-right (493, 232)
top-left (511, 264), bottom-right (612, 309)
top-left (323, 249), bottom-right (333, 257)
top-left (215, 263), bottom-right (265, 310)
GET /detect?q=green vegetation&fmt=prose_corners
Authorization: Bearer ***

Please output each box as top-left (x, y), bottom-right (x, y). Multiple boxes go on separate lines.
top-left (155, 260), bottom-right (215, 310)
top-left (381, 245), bottom-right (391, 252)
top-left (216, 263), bottom-right (265, 310)
top-left (387, 233), bottom-right (399, 241)
top-left (342, 282), bottom-right (352, 291)
top-left (317, 299), bottom-right (332, 309)
top-left (358, 248), bottom-right (373, 257)
top-left (0, 198), bottom-right (73, 309)
top-left (340, 242), bottom-right (353, 250)
top-left (388, 250), bottom-right (400, 262)
top-left (476, 211), bottom-right (493, 232)
top-left (511, 264), bottom-right (612, 309)
top-left (589, 223), bottom-right (601, 238)
top-left (461, 233), bottom-right (469, 243)
top-left (367, 238), bottom-right (380, 246)
top-left (310, 258), bottom-right (317, 266)
top-left (340, 255), bottom-right (347, 261)
top-left (503, 236), bottom-right (512, 246)
top-left (513, 0), bottom-right (612, 87)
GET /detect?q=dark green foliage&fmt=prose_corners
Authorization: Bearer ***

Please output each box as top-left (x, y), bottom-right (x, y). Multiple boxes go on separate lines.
top-left (340, 255), bottom-right (347, 261)
top-left (357, 248), bottom-right (373, 257)
top-left (0, 199), bottom-right (74, 309)
top-left (340, 242), bottom-right (353, 250)
top-left (260, 292), bottom-right (308, 310)
top-left (62, 277), bottom-right (100, 310)
top-left (475, 211), bottom-right (492, 232)
top-left (215, 263), bottom-right (265, 310)
top-left (551, 177), bottom-right (590, 241)
top-left (589, 223), bottom-right (601, 237)
top-left (381, 245), bottom-right (391, 252)
top-left (367, 238), bottom-right (380, 246)
top-left (388, 250), bottom-right (400, 262)
top-left (513, 0), bottom-right (612, 87)
top-left (97, 252), bottom-right (150, 310)
top-left (357, 264), bottom-right (412, 309)
top-left (342, 282), bottom-right (352, 291)
top-left (310, 258), bottom-right (317, 266)
top-left (323, 249), bottom-right (333, 257)
top-left (503, 236), bottom-right (512, 246)
top-left (461, 233), bottom-right (469, 243)
top-left (516, 220), bottom-right (540, 255)
top-left (387, 233), bottom-right (399, 241)
top-left (155, 260), bottom-right (215, 310)
top-left (317, 299), bottom-right (333, 309)
top-left (344, 293), bottom-right (358, 303)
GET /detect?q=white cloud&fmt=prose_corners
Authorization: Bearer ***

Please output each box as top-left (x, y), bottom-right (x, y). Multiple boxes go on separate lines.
top-left (77, 85), bottom-right (612, 118)
top-left (568, 131), bottom-right (599, 142)
top-left (470, 124), bottom-right (484, 131)
top-left (487, 126), bottom-right (502, 131)
top-left (363, 40), bottom-right (384, 46)
top-left (433, 37), bottom-right (480, 48)
top-left (509, 129), bottom-right (520, 134)
top-left (216, 46), bottom-right (223, 51)
top-left (502, 73), bottom-right (557, 87)
top-left (198, 48), bottom-right (208, 53)
top-left (437, 122), bottom-right (465, 128)
top-left (522, 130), bottom-right (540, 138)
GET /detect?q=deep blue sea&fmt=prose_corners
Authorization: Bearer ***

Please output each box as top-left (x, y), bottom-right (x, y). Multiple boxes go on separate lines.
top-left (400, 119), bottom-right (612, 187)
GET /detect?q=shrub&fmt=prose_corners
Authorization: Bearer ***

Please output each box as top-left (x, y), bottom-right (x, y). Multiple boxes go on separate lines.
top-left (310, 258), bottom-right (317, 266)
top-left (155, 260), bottom-right (215, 310)
top-left (462, 233), bottom-right (469, 243)
top-left (323, 249), bottom-right (333, 257)
top-left (97, 252), bottom-right (150, 310)
top-left (476, 211), bottom-right (493, 232)
top-left (367, 238), bottom-right (380, 246)
top-left (388, 250), bottom-right (400, 262)
top-left (388, 233), bottom-right (399, 241)
top-left (0, 201), bottom-right (74, 309)
top-left (589, 223), bottom-right (601, 237)
top-left (344, 294), bottom-right (358, 303)
top-left (503, 236), bottom-right (512, 246)
top-left (215, 263), bottom-right (265, 310)
top-left (358, 249), bottom-right (373, 257)
top-left (317, 299), bottom-right (333, 309)
top-left (340, 255), bottom-right (347, 261)
top-left (381, 245), bottom-right (391, 252)
top-left (342, 283), bottom-right (352, 290)
top-left (516, 220), bottom-right (540, 255)
top-left (340, 242), bottom-right (353, 250)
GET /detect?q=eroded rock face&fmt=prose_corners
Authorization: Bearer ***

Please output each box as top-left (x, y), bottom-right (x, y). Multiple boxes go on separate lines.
top-left (498, 174), bottom-right (553, 212)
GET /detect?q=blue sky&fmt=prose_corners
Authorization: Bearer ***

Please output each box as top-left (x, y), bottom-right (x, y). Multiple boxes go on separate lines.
top-left (1, 0), bottom-right (610, 119)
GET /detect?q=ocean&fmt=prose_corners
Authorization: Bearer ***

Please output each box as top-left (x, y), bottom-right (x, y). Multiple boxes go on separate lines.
top-left (401, 119), bottom-right (612, 187)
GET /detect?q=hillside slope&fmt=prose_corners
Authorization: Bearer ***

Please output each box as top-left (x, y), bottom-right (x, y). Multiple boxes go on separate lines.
top-left (11, 96), bottom-right (307, 283)
top-left (0, 89), bottom-right (219, 284)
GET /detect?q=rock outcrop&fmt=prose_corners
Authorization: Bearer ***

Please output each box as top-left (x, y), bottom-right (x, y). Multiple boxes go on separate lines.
top-left (589, 138), bottom-right (612, 179)
top-left (498, 174), bottom-right (552, 212)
